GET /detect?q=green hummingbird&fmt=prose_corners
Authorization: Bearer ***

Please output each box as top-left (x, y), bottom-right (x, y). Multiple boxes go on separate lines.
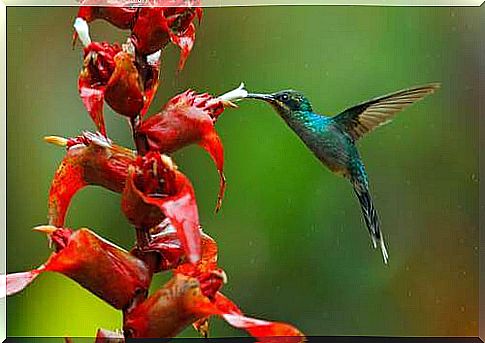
top-left (247, 83), bottom-right (440, 264)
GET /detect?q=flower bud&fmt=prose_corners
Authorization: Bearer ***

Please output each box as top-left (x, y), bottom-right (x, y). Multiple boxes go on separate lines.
top-left (136, 90), bottom-right (226, 211)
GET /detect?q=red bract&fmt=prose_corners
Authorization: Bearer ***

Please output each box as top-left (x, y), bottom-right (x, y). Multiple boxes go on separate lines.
top-left (104, 51), bottom-right (145, 118)
top-left (141, 226), bottom-right (217, 273)
top-left (143, 226), bottom-right (225, 298)
top-left (132, 224), bottom-right (303, 341)
top-left (76, 5), bottom-right (138, 30)
top-left (137, 90), bottom-right (227, 211)
top-left (121, 152), bottom-right (201, 264)
top-left (79, 42), bottom-right (121, 136)
top-left (5, 228), bottom-right (151, 310)
top-left (131, 1), bottom-right (202, 69)
top-left (209, 293), bottom-right (305, 343)
top-left (47, 133), bottom-right (202, 266)
top-left (123, 274), bottom-right (305, 341)
top-left (79, 42), bottom-right (160, 135)
top-left (47, 133), bottom-right (135, 227)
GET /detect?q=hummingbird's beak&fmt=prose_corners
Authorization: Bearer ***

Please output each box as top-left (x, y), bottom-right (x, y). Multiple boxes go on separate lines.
top-left (246, 93), bottom-right (276, 104)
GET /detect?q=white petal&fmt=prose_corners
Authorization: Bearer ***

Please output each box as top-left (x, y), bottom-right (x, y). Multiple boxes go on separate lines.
top-left (217, 82), bottom-right (248, 103)
top-left (147, 50), bottom-right (161, 66)
top-left (74, 17), bottom-right (91, 47)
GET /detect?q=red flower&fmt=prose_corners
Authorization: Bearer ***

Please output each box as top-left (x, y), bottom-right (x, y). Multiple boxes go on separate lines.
top-left (5, 227), bottom-right (151, 310)
top-left (46, 132), bottom-right (202, 265)
top-left (136, 90), bottom-right (228, 211)
top-left (78, 41), bottom-right (160, 135)
top-left (123, 273), bottom-right (305, 341)
top-left (78, 42), bottom-right (121, 136)
top-left (74, 1), bottom-right (202, 70)
top-left (137, 223), bottom-right (217, 274)
top-left (128, 223), bottom-right (303, 341)
top-left (130, 1), bottom-right (202, 69)
top-left (46, 132), bottom-right (135, 227)
top-left (121, 152), bottom-right (201, 264)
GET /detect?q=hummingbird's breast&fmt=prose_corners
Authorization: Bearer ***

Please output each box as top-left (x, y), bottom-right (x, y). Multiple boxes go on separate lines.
top-left (286, 114), bottom-right (357, 178)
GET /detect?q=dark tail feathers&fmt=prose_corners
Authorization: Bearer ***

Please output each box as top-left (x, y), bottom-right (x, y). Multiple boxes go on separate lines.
top-left (353, 184), bottom-right (389, 264)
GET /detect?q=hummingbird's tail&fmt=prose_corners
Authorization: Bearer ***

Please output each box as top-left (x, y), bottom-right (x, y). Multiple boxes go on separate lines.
top-left (352, 182), bottom-right (389, 264)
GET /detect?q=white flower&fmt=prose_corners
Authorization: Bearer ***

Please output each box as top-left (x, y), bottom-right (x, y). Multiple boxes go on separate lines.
top-left (217, 82), bottom-right (249, 103)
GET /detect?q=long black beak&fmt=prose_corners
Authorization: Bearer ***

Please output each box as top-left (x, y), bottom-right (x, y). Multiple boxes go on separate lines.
top-left (246, 93), bottom-right (276, 103)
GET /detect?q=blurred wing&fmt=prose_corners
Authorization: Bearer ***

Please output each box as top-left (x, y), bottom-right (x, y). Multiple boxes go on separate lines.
top-left (334, 83), bottom-right (440, 140)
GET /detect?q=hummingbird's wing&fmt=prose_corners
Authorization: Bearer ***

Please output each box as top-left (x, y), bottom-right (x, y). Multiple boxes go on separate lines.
top-left (333, 83), bottom-right (440, 141)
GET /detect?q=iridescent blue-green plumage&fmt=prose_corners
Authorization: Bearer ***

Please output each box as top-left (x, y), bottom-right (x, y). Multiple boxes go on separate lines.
top-left (248, 83), bottom-right (440, 264)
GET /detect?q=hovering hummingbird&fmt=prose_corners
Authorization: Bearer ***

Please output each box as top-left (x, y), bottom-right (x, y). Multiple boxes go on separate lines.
top-left (247, 83), bottom-right (440, 264)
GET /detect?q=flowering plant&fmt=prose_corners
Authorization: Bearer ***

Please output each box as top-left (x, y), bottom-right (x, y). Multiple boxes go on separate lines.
top-left (2, 2), bottom-right (304, 341)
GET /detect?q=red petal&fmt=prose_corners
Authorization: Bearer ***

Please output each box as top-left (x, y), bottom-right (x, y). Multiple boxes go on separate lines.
top-left (45, 228), bottom-right (151, 309)
top-left (131, 7), bottom-right (171, 56)
top-left (199, 129), bottom-right (226, 212)
top-left (191, 292), bottom-right (305, 342)
top-left (48, 146), bottom-right (87, 227)
top-left (195, 7), bottom-right (203, 23)
top-left (212, 292), bottom-right (243, 315)
top-left (77, 6), bottom-right (138, 30)
top-left (137, 90), bottom-right (227, 211)
top-left (137, 91), bottom-right (210, 153)
top-left (123, 274), bottom-right (209, 338)
top-left (175, 231), bottom-right (218, 275)
top-left (104, 52), bottom-right (145, 118)
top-left (146, 228), bottom-right (217, 274)
top-left (78, 80), bottom-right (106, 136)
top-left (222, 314), bottom-right (305, 343)
top-left (121, 155), bottom-right (201, 264)
top-left (170, 22), bottom-right (195, 70)
top-left (140, 65), bottom-right (160, 117)
top-left (48, 135), bottom-right (134, 227)
top-left (145, 230), bottom-right (185, 271)
top-left (4, 228), bottom-right (153, 309)
top-left (3, 268), bottom-right (44, 297)
top-left (153, 174), bottom-right (200, 264)
top-left (78, 42), bottom-right (122, 135)
top-left (139, 173), bottom-right (201, 264)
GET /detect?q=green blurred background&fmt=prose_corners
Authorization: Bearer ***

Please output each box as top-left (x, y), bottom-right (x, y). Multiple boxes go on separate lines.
top-left (6, 5), bottom-right (480, 338)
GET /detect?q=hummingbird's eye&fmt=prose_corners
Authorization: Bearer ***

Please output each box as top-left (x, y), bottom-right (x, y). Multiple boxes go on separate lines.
top-left (280, 94), bottom-right (289, 102)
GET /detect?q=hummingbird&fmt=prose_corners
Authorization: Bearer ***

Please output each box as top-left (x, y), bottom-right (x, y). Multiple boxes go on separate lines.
top-left (247, 83), bottom-right (440, 264)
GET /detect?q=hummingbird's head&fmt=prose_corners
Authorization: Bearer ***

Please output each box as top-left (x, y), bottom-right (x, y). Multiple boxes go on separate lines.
top-left (247, 89), bottom-right (313, 114)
